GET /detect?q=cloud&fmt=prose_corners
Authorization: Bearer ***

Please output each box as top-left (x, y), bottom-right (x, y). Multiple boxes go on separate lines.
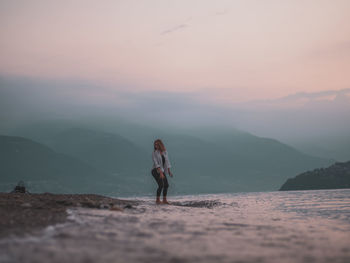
top-left (160, 24), bottom-right (188, 35)
top-left (241, 88), bottom-right (350, 108)
top-left (0, 75), bottom-right (231, 128)
top-left (1, 74), bottom-right (349, 143)
top-left (276, 88), bottom-right (350, 101)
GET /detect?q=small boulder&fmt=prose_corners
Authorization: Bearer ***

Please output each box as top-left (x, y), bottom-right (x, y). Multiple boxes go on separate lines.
top-left (100, 203), bottom-right (110, 209)
top-left (11, 181), bottom-right (28, 193)
top-left (110, 205), bottom-right (123, 211)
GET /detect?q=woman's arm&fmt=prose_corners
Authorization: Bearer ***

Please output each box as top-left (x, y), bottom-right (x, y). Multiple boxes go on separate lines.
top-left (165, 151), bottom-right (173, 177)
top-left (164, 151), bottom-right (171, 168)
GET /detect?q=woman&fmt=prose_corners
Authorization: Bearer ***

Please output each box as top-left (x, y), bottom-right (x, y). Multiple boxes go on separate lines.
top-left (152, 139), bottom-right (173, 204)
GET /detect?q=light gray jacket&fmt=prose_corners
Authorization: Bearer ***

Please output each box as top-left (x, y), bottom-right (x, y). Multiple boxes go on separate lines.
top-left (152, 150), bottom-right (171, 174)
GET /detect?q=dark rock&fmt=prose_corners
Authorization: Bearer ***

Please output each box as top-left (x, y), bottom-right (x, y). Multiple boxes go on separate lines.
top-left (110, 205), bottom-right (123, 211)
top-left (81, 201), bottom-right (99, 208)
top-left (99, 203), bottom-right (110, 209)
top-left (56, 200), bottom-right (73, 206)
top-left (11, 181), bottom-right (29, 194)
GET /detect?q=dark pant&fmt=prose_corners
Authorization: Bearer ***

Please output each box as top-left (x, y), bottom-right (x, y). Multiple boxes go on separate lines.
top-left (151, 168), bottom-right (169, 198)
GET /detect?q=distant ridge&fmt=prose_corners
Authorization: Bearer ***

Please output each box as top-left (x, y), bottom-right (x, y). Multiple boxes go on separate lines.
top-left (279, 161), bottom-right (350, 191)
top-left (0, 135), bottom-right (118, 194)
top-left (50, 127), bottom-right (148, 174)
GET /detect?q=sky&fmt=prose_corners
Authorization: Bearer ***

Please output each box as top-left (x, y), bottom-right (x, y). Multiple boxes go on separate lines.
top-left (1, 0), bottom-right (350, 103)
top-left (1, 0), bottom-right (350, 161)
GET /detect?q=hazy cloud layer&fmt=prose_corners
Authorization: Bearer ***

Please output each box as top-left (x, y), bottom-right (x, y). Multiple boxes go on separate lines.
top-left (1, 75), bottom-right (349, 134)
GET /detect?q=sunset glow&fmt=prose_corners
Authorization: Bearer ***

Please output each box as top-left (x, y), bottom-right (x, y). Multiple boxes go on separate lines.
top-left (1, 0), bottom-right (350, 103)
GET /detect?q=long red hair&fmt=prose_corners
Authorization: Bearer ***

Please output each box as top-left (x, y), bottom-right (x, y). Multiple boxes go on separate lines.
top-left (154, 139), bottom-right (166, 152)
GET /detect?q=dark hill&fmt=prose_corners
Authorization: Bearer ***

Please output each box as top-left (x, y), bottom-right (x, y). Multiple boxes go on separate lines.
top-left (0, 135), bottom-right (120, 194)
top-left (49, 128), bottom-right (148, 175)
top-left (279, 161), bottom-right (350, 191)
top-left (165, 128), bottom-right (333, 192)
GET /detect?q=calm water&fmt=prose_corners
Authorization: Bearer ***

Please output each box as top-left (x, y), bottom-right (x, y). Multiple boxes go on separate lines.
top-left (1, 189), bottom-right (350, 263)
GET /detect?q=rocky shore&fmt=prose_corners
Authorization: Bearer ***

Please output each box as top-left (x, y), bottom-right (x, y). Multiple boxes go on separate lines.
top-left (279, 161), bottom-right (350, 191)
top-left (0, 193), bottom-right (137, 238)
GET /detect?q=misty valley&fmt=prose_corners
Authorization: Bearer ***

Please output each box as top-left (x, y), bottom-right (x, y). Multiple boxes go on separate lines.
top-left (0, 119), bottom-right (335, 196)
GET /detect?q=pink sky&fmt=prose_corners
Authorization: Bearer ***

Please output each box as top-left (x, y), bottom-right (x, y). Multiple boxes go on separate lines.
top-left (1, 0), bottom-right (349, 102)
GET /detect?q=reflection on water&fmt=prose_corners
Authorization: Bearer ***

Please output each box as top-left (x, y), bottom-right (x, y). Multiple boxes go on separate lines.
top-left (1, 189), bottom-right (350, 263)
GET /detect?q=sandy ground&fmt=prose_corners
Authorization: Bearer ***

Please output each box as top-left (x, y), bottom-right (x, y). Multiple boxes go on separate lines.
top-left (0, 193), bottom-right (137, 238)
top-left (1, 190), bottom-right (350, 263)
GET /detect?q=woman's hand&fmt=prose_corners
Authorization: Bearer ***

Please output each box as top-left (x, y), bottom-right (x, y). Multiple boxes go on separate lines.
top-left (159, 172), bottom-right (165, 179)
top-left (168, 169), bottom-right (173, 178)
top-left (157, 167), bottom-right (165, 179)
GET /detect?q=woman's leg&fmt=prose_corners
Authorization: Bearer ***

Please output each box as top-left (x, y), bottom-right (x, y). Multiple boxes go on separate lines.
top-left (151, 169), bottom-right (163, 202)
top-left (162, 175), bottom-right (169, 198)
top-left (161, 175), bottom-right (169, 204)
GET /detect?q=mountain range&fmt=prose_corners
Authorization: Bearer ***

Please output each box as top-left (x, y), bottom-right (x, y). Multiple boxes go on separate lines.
top-left (0, 119), bottom-right (333, 195)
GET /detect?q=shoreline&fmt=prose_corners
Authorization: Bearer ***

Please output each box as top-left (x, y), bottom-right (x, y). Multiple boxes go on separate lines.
top-left (0, 193), bottom-right (138, 238)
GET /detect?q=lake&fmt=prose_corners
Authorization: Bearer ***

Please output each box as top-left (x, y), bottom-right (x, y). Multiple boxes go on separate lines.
top-left (1, 189), bottom-right (350, 263)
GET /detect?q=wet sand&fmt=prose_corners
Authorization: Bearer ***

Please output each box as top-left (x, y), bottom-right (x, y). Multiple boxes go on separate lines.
top-left (1, 190), bottom-right (350, 263)
top-left (0, 193), bottom-right (137, 238)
